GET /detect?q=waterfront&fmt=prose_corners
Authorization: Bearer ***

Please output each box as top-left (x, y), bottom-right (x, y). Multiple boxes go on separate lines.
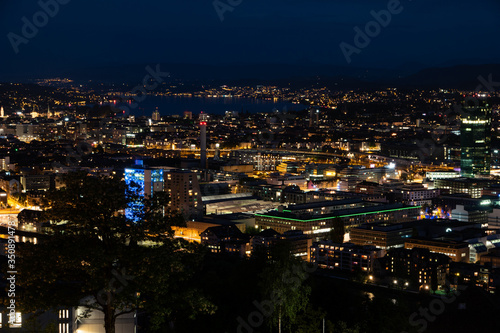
top-left (130, 95), bottom-right (305, 117)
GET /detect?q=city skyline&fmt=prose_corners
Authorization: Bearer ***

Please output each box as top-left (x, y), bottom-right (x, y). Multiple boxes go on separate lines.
top-left (2, 1), bottom-right (500, 332)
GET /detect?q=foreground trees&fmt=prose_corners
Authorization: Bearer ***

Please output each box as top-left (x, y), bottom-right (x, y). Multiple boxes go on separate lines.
top-left (17, 173), bottom-right (214, 333)
top-left (258, 243), bottom-right (312, 333)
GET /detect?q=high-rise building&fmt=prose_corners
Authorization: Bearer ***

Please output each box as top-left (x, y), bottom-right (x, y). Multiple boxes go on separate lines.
top-left (164, 170), bottom-right (202, 219)
top-left (152, 107), bottom-right (161, 122)
top-left (309, 108), bottom-right (320, 128)
top-left (460, 97), bottom-right (492, 177)
top-left (124, 167), bottom-right (164, 198)
top-left (124, 163), bottom-right (202, 220)
top-left (124, 164), bottom-right (165, 221)
top-left (199, 113), bottom-right (208, 169)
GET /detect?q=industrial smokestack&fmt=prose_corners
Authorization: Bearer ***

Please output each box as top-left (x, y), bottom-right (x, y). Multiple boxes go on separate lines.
top-left (200, 113), bottom-right (208, 169)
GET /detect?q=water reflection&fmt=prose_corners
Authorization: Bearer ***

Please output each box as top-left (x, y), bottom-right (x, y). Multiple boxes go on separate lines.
top-left (362, 291), bottom-right (396, 305)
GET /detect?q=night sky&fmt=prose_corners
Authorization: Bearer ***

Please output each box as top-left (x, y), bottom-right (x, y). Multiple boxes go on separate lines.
top-left (1, 0), bottom-right (500, 79)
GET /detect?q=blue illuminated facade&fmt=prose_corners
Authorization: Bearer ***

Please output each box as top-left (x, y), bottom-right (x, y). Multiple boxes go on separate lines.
top-left (125, 168), bottom-right (164, 221)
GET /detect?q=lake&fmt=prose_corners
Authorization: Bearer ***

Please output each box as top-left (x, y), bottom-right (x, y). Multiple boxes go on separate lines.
top-left (127, 95), bottom-right (305, 117)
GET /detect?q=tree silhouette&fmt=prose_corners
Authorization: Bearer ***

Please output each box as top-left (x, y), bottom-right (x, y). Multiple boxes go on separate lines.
top-left (17, 173), bottom-right (215, 333)
top-left (259, 242), bottom-right (311, 332)
top-left (328, 217), bottom-right (345, 243)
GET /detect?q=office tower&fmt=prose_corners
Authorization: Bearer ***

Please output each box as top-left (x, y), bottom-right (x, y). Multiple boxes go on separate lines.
top-left (460, 97), bottom-right (492, 177)
top-left (200, 113), bottom-right (208, 169)
top-left (124, 166), bottom-right (164, 198)
top-left (214, 143), bottom-right (220, 161)
top-left (164, 170), bottom-right (202, 218)
top-left (152, 107), bottom-right (161, 122)
top-left (309, 108), bottom-right (320, 128)
top-left (124, 164), bottom-right (165, 221)
top-left (0, 156), bottom-right (12, 171)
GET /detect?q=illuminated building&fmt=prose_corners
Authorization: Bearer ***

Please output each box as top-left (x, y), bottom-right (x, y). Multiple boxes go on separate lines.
top-left (338, 166), bottom-right (391, 183)
top-left (425, 171), bottom-right (460, 181)
top-left (0, 189), bottom-right (6, 205)
top-left (310, 241), bottom-right (384, 272)
top-left (337, 176), bottom-right (360, 192)
top-left (385, 247), bottom-right (450, 289)
top-left (203, 193), bottom-right (280, 215)
top-left (479, 248), bottom-right (500, 268)
top-left (199, 113), bottom-right (208, 169)
top-left (200, 224), bottom-right (249, 256)
top-left (276, 162), bottom-right (302, 174)
top-left (434, 177), bottom-right (492, 198)
top-left (0, 156), bottom-right (12, 171)
top-left (451, 204), bottom-right (491, 225)
top-left (255, 201), bottom-right (420, 241)
top-left (304, 164), bottom-right (337, 180)
top-left (354, 181), bottom-right (383, 195)
top-left (250, 229), bottom-right (312, 261)
top-left (309, 108), bottom-right (320, 128)
top-left (267, 175), bottom-right (308, 189)
top-left (124, 165), bottom-right (165, 220)
top-left (20, 175), bottom-right (53, 193)
top-left (404, 238), bottom-right (469, 263)
top-left (443, 144), bottom-right (461, 161)
top-left (460, 98), bottom-right (492, 177)
top-left (360, 141), bottom-right (381, 152)
top-left (397, 183), bottom-right (440, 206)
top-left (164, 170), bottom-right (202, 219)
top-left (152, 107), bottom-right (161, 122)
top-left (350, 222), bottom-right (413, 249)
top-left (124, 167), bottom-right (164, 198)
top-left (16, 124), bottom-right (38, 141)
top-left (488, 208), bottom-right (500, 231)
top-left (231, 150), bottom-right (283, 171)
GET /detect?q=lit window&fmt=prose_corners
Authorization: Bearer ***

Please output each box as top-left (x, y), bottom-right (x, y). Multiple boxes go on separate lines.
top-left (9, 312), bottom-right (22, 328)
top-left (59, 323), bottom-right (69, 333)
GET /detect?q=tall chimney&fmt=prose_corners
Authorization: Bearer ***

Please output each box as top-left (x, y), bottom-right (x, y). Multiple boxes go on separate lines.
top-left (200, 113), bottom-right (208, 169)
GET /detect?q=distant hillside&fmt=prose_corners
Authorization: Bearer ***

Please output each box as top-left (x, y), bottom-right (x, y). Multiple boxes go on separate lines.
top-left (388, 64), bottom-right (500, 90)
top-left (6, 62), bottom-right (500, 91)
top-left (62, 63), bottom-right (405, 84)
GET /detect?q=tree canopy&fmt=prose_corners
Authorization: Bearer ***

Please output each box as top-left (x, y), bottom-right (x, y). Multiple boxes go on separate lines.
top-left (16, 173), bottom-right (215, 333)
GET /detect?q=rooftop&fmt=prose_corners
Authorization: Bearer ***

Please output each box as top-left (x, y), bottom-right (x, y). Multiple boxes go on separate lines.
top-left (257, 203), bottom-right (419, 221)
